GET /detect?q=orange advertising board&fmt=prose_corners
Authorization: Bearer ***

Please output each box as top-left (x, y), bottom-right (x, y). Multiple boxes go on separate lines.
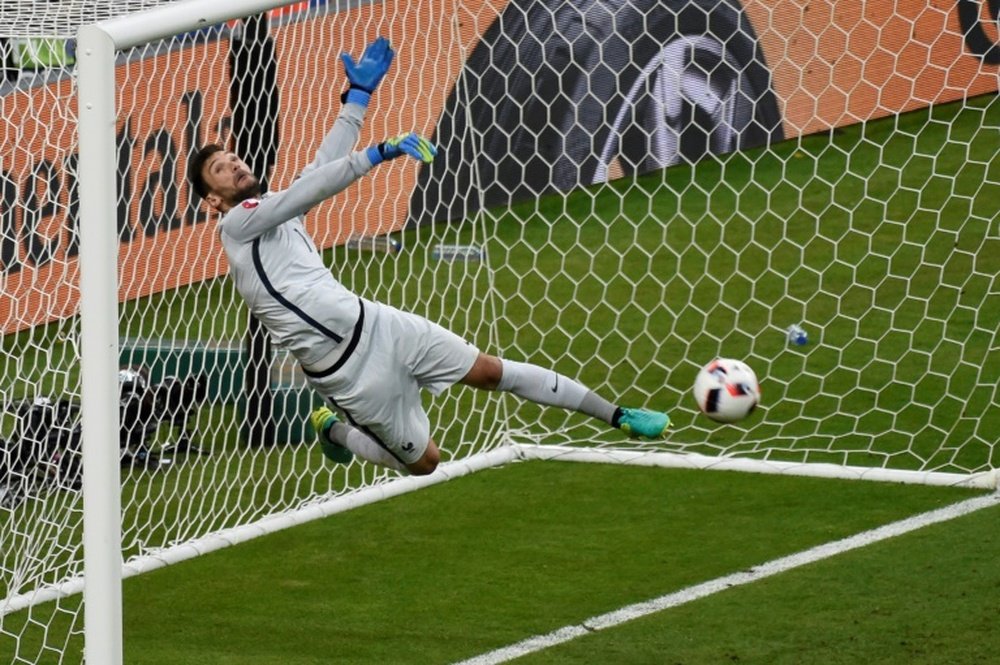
top-left (748, 0), bottom-right (999, 134)
top-left (0, 0), bottom-right (996, 334)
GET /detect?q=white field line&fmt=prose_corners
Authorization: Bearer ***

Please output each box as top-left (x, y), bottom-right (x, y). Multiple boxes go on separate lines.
top-left (455, 491), bottom-right (1000, 665)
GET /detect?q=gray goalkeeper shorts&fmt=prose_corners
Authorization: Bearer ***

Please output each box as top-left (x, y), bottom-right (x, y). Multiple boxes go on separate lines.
top-left (305, 299), bottom-right (479, 464)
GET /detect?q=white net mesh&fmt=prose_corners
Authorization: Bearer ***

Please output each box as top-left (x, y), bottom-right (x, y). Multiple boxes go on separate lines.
top-left (2, 0), bottom-right (998, 660)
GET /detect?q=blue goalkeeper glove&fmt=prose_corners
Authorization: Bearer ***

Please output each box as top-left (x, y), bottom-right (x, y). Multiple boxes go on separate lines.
top-left (366, 132), bottom-right (437, 166)
top-left (340, 36), bottom-right (395, 106)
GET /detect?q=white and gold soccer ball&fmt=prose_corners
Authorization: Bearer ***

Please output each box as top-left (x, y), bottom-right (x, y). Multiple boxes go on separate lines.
top-left (693, 358), bottom-right (761, 423)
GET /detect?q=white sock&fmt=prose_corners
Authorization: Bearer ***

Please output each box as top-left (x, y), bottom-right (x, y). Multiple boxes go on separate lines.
top-left (497, 359), bottom-right (617, 424)
top-left (328, 421), bottom-right (407, 472)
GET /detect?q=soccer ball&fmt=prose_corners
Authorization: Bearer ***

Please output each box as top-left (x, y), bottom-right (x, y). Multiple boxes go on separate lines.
top-left (693, 358), bottom-right (761, 423)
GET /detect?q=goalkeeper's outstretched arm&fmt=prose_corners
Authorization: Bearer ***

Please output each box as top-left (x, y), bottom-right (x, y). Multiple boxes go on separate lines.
top-left (187, 37), bottom-right (438, 240)
top-left (223, 132), bottom-right (436, 241)
top-left (189, 131), bottom-right (436, 241)
top-left (299, 36), bottom-right (395, 178)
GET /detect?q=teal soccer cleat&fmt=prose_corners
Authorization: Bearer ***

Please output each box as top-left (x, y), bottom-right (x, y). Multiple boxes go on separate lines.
top-left (616, 408), bottom-right (671, 439)
top-left (310, 406), bottom-right (354, 464)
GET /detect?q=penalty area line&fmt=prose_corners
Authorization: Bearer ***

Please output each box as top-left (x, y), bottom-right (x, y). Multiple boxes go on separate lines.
top-left (454, 491), bottom-right (1000, 665)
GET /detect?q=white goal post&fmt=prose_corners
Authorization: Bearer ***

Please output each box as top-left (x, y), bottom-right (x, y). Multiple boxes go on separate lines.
top-left (78, 3), bottom-right (276, 659)
top-left (1, 0), bottom-right (997, 662)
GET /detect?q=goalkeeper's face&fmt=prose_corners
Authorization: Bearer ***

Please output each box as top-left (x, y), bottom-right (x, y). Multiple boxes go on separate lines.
top-left (201, 151), bottom-right (262, 212)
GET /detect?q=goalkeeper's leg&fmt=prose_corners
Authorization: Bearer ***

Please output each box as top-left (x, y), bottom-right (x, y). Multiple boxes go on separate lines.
top-left (311, 405), bottom-right (442, 475)
top-left (311, 407), bottom-right (409, 472)
top-left (462, 354), bottom-right (670, 439)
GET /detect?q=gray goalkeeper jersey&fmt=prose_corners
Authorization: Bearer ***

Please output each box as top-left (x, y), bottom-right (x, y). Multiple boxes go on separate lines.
top-left (217, 102), bottom-right (375, 371)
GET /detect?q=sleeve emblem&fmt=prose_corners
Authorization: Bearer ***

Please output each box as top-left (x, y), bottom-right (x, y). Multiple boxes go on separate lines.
top-left (241, 199), bottom-right (260, 209)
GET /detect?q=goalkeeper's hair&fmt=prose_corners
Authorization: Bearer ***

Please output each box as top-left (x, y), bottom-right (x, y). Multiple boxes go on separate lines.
top-left (187, 144), bottom-right (225, 200)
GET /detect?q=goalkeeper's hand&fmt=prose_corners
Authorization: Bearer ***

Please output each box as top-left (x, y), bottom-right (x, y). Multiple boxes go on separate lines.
top-left (340, 36), bottom-right (394, 105)
top-left (366, 132), bottom-right (437, 166)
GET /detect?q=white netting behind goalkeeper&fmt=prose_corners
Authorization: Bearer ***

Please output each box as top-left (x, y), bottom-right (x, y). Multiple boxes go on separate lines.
top-left (412, 0), bottom-right (997, 481)
top-left (2, 0), bottom-right (998, 661)
top-left (0, 1), bottom-right (506, 658)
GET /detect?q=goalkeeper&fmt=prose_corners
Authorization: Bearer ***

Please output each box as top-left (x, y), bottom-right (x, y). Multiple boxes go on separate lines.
top-left (187, 36), bottom-right (670, 476)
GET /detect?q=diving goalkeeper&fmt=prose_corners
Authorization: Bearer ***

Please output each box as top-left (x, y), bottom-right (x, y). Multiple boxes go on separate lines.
top-left (187, 36), bottom-right (670, 476)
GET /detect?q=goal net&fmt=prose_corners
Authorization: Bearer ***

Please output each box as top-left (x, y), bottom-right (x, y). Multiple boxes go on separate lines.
top-left (2, 0), bottom-right (997, 661)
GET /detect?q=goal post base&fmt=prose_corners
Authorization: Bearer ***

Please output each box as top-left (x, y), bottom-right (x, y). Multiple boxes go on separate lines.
top-left (0, 445), bottom-right (518, 617)
top-left (5, 440), bottom-right (993, 619)
top-left (514, 444), bottom-right (1000, 490)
